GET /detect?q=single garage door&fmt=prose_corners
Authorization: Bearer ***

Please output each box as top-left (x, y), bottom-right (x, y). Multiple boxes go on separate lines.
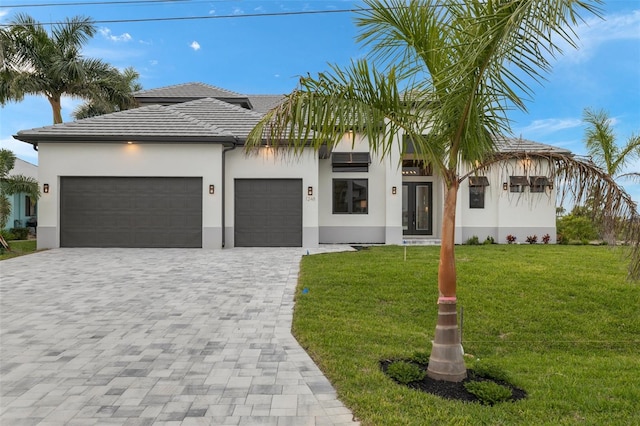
top-left (235, 179), bottom-right (302, 247)
top-left (60, 177), bottom-right (202, 248)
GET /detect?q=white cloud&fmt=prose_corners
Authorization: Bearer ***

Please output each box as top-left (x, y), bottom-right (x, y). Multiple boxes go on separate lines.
top-left (99, 28), bottom-right (132, 43)
top-left (190, 41), bottom-right (201, 51)
top-left (0, 9), bottom-right (10, 20)
top-left (233, 8), bottom-right (245, 15)
top-left (209, 9), bottom-right (216, 15)
top-left (149, 60), bottom-right (158, 66)
top-left (516, 118), bottom-right (583, 136)
top-left (560, 9), bottom-right (640, 64)
top-left (0, 137), bottom-right (39, 166)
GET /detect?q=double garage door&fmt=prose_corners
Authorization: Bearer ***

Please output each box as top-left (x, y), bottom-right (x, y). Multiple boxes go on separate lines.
top-left (61, 177), bottom-right (202, 248)
top-left (60, 177), bottom-right (302, 248)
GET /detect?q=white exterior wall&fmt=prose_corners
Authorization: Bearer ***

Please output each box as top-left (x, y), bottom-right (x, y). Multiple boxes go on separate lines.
top-left (318, 135), bottom-right (400, 244)
top-left (456, 159), bottom-right (557, 244)
top-left (225, 147), bottom-right (319, 248)
top-left (36, 142), bottom-right (224, 249)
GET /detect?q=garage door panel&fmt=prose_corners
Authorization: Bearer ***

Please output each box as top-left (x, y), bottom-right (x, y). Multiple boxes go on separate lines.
top-left (61, 177), bottom-right (202, 248)
top-left (234, 179), bottom-right (302, 247)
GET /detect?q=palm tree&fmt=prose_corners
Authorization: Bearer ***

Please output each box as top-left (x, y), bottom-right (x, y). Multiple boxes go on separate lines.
top-left (583, 107), bottom-right (640, 244)
top-left (0, 13), bottom-right (138, 124)
top-left (0, 149), bottom-right (39, 230)
top-left (246, 0), bottom-right (639, 382)
top-left (73, 67), bottom-right (142, 119)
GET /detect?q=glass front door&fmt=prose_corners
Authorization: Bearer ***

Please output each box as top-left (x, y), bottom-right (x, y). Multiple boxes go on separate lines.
top-left (402, 182), bottom-right (433, 235)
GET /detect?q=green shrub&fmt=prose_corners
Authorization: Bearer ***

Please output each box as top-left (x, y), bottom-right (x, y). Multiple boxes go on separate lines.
top-left (472, 361), bottom-right (511, 382)
top-left (465, 235), bottom-right (480, 245)
top-left (410, 351), bottom-right (430, 365)
top-left (556, 214), bottom-right (598, 243)
top-left (483, 236), bottom-right (495, 245)
top-left (386, 361), bottom-right (426, 384)
top-left (464, 380), bottom-right (512, 405)
top-left (9, 227), bottom-right (29, 240)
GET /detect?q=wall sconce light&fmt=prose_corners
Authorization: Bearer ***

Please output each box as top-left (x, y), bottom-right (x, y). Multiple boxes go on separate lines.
top-left (43, 183), bottom-right (49, 193)
top-left (209, 185), bottom-right (215, 194)
top-left (307, 186), bottom-right (313, 196)
top-left (392, 186), bottom-right (397, 195)
top-left (502, 182), bottom-right (508, 191)
top-left (548, 183), bottom-right (554, 190)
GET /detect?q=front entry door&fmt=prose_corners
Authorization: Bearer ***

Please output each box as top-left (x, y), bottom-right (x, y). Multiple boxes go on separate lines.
top-left (403, 182), bottom-right (433, 235)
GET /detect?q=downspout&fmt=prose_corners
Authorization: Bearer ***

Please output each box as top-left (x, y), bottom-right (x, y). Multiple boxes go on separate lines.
top-left (221, 140), bottom-right (237, 248)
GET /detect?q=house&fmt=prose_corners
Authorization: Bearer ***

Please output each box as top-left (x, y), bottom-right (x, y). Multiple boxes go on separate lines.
top-left (14, 82), bottom-right (567, 249)
top-left (4, 158), bottom-right (38, 231)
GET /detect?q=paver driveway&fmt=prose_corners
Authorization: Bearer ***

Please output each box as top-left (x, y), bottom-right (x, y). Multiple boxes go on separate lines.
top-left (1, 247), bottom-right (359, 425)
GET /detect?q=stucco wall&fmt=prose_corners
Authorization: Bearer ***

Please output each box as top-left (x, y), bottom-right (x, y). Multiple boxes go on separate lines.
top-left (36, 142), bottom-right (223, 249)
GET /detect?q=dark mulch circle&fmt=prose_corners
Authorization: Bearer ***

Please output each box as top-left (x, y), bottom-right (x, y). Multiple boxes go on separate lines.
top-left (380, 359), bottom-right (527, 404)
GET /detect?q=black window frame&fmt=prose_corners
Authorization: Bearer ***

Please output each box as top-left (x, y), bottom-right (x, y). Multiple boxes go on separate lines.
top-left (24, 195), bottom-right (36, 216)
top-left (331, 152), bottom-right (371, 172)
top-left (509, 176), bottom-right (529, 193)
top-left (469, 176), bottom-right (489, 209)
top-left (332, 179), bottom-right (368, 214)
top-left (529, 176), bottom-right (549, 193)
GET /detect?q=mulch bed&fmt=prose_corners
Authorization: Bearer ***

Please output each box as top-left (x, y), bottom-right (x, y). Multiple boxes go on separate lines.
top-left (380, 359), bottom-right (527, 404)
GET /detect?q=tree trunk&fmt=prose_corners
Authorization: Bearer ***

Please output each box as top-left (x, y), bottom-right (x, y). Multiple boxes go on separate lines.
top-left (48, 95), bottom-right (63, 124)
top-left (427, 179), bottom-right (467, 382)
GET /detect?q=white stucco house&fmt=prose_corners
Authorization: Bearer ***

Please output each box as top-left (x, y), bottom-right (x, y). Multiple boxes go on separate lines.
top-left (14, 82), bottom-right (566, 249)
top-left (4, 158), bottom-right (38, 231)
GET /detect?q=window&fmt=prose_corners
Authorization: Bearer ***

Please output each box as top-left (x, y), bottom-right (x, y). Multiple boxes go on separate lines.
top-left (333, 179), bottom-right (368, 214)
top-left (332, 152), bottom-right (371, 172)
top-left (469, 176), bottom-right (489, 208)
top-left (24, 195), bottom-right (36, 216)
top-left (530, 176), bottom-right (549, 193)
top-left (509, 176), bottom-right (529, 193)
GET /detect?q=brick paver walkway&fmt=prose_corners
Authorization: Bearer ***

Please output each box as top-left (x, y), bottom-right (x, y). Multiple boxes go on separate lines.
top-left (1, 247), bottom-right (359, 425)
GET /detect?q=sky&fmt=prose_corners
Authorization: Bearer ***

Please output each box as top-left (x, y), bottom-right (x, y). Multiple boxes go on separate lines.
top-left (1, 0), bottom-right (639, 203)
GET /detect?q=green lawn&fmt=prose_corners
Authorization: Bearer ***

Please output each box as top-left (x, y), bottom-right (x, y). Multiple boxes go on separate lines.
top-left (0, 239), bottom-right (37, 260)
top-left (295, 245), bottom-right (640, 426)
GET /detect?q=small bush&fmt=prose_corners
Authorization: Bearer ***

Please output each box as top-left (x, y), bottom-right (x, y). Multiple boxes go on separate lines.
top-left (472, 361), bottom-right (511, 382)
top-left (526, 235), bottom-right (538, 244)
top-left (410, 351), bottom-right (430, 365)
top-left (9, 227), bottom-right (29, 240)
top-left (541, 233), bottom-right (551, 244)
top-left (506, 234), bottom-right (516, 244)
top-left (386, 361), bottom-right (426, 384)
top-left (465, 235), bottom-right (480, 245)
top-left (464, 380), bottom-right (512, 405)
top-left (483, 236), bottom-right (495, 245)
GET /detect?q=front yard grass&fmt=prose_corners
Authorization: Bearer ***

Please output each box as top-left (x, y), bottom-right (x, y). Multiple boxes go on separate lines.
top-left (0, 239), bottom-right (37, 260)
top-left (295, 245), bottom-right (639, 425)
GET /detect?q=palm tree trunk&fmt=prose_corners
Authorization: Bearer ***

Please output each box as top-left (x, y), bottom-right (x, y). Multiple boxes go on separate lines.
top-left (48, 95), bottom-right (63, 124)
top-left (427, 179), bottom-right (467, 382)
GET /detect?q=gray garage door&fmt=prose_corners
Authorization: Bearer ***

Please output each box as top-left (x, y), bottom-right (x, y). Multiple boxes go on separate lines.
top-left (234, 179), bottom-right (302, 247)
top-left (60, 177), bottom-right (202, 248)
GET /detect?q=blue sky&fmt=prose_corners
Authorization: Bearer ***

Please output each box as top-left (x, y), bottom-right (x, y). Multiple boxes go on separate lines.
top-left (1, 0), bottom-right (639, 203)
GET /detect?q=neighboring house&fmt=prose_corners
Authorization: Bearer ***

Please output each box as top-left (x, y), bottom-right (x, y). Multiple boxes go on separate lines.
top-left (4, 158), bottom-right (38, 231)
top-left (13, 82), bottom-right (567, 249)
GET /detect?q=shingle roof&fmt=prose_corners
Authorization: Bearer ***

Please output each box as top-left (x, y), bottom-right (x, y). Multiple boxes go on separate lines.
top-left (135, 82), bottom-right (245, 99)
top-left (494, 136), bottom-right (571, 154)
top-left (15, 103), bottom-right (236, 143)
top-left (246, 95), bottom-right (286, 114)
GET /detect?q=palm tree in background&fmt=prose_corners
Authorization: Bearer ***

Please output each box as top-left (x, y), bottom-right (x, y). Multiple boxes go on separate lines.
top-left (582, 108), bottom-right (640, 245)
top-left (73, 67), bottom-right (142, 119)
top-left (247, 0), bottom-right (639, 382)
top-left (0, 149), bottom-right (39, 230)
top-left (0, 13), bottom-right (139, 124)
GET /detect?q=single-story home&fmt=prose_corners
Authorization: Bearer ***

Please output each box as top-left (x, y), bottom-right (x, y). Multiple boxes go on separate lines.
top-left (14, 82), bottom-right (567, 249)
top-left (4, 158), bottom-right (38, 231)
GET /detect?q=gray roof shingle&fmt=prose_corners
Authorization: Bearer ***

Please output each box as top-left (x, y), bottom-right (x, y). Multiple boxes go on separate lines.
top-left (135, 82), bottom-right (245, 99)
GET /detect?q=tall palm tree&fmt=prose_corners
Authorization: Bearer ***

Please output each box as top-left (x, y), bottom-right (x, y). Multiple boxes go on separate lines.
top-left (583, 108), bottom-right (640, 244)
top-left (247, 0), bottom-right (640, 382)
top-left (0, 149), bottom-right (39, 230)
top-left (73, 67), bottom-right (142, 120)
top-left (0, 13), bottom-right (138, 124)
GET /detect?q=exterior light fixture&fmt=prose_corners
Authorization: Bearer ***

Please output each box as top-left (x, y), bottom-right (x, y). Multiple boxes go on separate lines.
top-left (209, 185), bottom-right (215, 194)
top-left (503, 182), bottom-right (508, 191)
top-left (548, 183), bottom-right (554, 190)
top-left (392, 186), bottom-right (397, 195)
top-left (307, 186), bottom-right (313, 196)
top-left (43, 183), bottom-right (49, 193)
